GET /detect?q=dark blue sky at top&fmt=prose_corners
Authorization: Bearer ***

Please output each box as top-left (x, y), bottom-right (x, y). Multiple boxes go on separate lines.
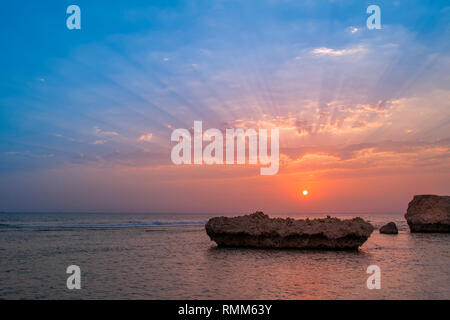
top-left (1, 0), bottom-right (448, 89)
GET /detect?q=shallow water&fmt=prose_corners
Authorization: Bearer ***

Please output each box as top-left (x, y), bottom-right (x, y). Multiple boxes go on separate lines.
top-left (0, 212), bottom-right (449, 299)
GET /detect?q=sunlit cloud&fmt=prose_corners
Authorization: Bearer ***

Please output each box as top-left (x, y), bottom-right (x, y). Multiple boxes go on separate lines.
top-left (94, 126), bottom-right (119, 136)
top-left (137, 133), bottom-right (153, 142)
top-left (281, 139), bottom-right (450, 176)
top-left (312, 46), bottom-right (366, 56)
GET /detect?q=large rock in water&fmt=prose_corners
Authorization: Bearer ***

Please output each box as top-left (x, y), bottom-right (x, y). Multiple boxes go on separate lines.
top-left (405, 195), bottom-right (450, 233)
top-left (205, 212), bottom-right (374, 250)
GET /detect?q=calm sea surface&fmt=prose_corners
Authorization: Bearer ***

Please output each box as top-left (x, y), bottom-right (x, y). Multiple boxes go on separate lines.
top-left (0, 212), bottom-right (449, 299)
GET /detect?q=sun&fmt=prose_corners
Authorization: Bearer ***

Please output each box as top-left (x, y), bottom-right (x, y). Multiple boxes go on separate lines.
top-left (302, 190), bottom-right (309, 196)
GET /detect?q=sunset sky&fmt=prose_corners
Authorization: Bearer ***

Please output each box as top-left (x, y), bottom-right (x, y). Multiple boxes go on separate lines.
top-left (1, 0), bottom-right (449, 213)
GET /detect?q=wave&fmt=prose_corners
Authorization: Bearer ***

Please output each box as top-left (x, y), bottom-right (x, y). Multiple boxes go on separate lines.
top-left (0, 221), bottom-right (206, 230)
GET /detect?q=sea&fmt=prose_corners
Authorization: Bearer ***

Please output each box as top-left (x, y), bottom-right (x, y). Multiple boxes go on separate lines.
top-left (0, 212), bottom-right (449, 299)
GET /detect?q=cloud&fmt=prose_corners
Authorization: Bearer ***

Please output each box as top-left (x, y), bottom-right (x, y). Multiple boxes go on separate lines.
top-left (93, 140), bottom-right (106, 145)
top-left (137, 133), bottom-right (153, 142)
top-left (94, 126), bottom-right (119, 136)
top-left (278, 138), bottom-right (450, 178)
top-left (312, 46), bottom-right (366, 56)
top-left (282, 138), bottom-right (450, 163)
top-left (226, 98), bottom-right (395, 138)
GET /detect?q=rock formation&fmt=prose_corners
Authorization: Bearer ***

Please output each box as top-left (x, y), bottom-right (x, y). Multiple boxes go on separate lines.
top-left (205, 212), bottom-right (374, 250)
top-left (405, 195), bottom-right (450, 232)
top-left (379, 222), bottom-right (398, 234)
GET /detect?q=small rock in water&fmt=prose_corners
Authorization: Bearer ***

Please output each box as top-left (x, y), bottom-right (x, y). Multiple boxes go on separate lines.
top-left (405, 195), bottom-right (450, 233)
top-left (205, 211), bottom-right (374, 250)
top-left (379, 222), bottom-right (398, 234)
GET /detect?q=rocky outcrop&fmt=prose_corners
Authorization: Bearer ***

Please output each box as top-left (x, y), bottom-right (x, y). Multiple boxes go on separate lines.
top-left (405, 195), bottom-right (450, 233)
top-left (379, 222), bottom-right (398, 234)
top-left (205, 212), bottom-right (374, 250)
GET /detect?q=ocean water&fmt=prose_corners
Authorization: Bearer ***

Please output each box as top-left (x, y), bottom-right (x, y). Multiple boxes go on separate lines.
top-left (0, 212), bottom-right (449, 300)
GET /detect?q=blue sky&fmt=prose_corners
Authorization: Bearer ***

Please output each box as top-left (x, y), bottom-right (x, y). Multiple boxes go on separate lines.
top-left (0, 1), bottom-right (449, 212)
